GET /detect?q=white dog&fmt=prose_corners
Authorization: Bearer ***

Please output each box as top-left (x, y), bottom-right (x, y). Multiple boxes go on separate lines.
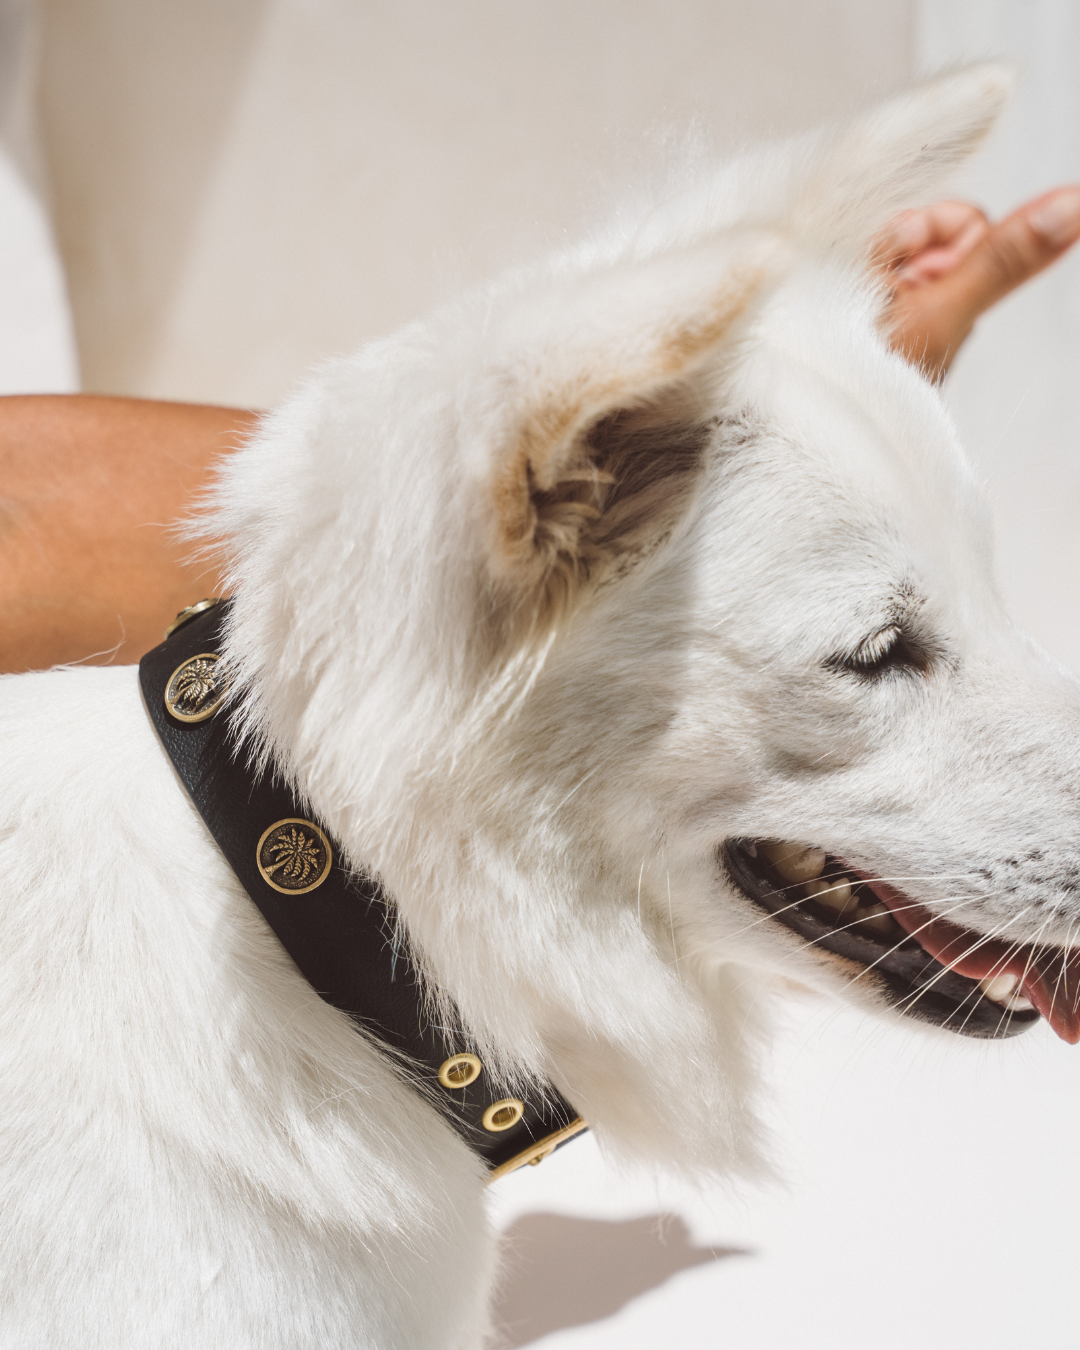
top-left (3, 66), bottom-right (1077, 1348)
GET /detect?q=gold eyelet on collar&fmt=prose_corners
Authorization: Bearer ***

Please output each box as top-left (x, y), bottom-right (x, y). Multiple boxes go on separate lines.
top-left (438, 1053), bottom-right (482, 1090)
top-left (482, 1098), bottom-right (524, 1132)
top-left (164, 597), bottom-right (223, 640)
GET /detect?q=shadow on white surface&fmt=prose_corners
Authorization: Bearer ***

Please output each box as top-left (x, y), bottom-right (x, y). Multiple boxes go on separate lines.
top-left (491, 1212), bottom-right (748, 1348)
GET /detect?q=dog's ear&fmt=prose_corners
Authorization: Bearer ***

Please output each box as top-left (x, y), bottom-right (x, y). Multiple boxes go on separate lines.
top-left (632, 64), bottom-right (1012, 267)
top-left (470, 67), bottom-right (1009, 628)
top-left (474, 233), bottom-right (787, 625)
top-left (793, 63), bottom-right (1013, 252)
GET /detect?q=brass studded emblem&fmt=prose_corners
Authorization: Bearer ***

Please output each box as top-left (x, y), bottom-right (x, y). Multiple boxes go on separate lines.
top-left (164, 653), bottom-right (228, 723)
top-left (256, 818), bottom-right (333, 895)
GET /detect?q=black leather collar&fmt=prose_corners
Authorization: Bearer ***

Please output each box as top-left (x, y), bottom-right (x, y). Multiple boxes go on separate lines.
top-left (139, 599), bottom-right (584, 1180)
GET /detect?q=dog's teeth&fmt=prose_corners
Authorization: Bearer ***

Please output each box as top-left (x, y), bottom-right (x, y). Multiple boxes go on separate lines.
top-left (760, 841), bottom-right (826, 883)
top-left (856, 901), bottom-right (901, 938)
top-left (978, 974), bottom-right (1019, 1004)
top-left (805, 877), bottom-right (854, 916)
top-left (978, 976), bottom-right (1035, 1013)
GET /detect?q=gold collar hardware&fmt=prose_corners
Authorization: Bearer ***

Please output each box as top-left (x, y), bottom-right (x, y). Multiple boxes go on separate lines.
top-left (164, 597), bottom-right (224, 640)
top-left (486, 1117), bottom-right (588, 1183)
top-left (142, 597), bottom-right (586, 1181)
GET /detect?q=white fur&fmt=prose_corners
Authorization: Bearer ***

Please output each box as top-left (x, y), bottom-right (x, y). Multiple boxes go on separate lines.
top-left (4, 66), bottom-right (1065, 1346)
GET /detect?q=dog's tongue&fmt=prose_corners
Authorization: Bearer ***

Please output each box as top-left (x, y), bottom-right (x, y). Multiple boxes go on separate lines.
top-left (866, 880), bottom-right (1080, 1044)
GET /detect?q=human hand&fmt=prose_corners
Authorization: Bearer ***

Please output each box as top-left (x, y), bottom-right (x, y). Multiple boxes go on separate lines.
top-left (878, 186), bottom-right (1080, 380)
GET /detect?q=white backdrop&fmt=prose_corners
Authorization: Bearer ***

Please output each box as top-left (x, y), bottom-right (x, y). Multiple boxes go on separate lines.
top-left (2, 3), bottom-right (1079, 1347)
top-left (34, 0), bottom-right (913, 406)
top-left (0, 0), bottom-right (75, 393)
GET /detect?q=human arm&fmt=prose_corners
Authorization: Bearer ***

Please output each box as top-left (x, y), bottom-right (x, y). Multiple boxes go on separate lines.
top-left (0, 395), bottom-right (258, 672)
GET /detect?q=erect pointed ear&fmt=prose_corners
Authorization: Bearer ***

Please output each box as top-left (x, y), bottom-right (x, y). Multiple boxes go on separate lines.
top-left (795, 62), bottom-right (1013, 253)
top-left (631, 64), bottom-right (1013, 268)
top-left (473, 233), bottom-right (788, 625)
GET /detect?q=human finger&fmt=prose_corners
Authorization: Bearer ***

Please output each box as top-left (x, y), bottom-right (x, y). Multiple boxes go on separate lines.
top-left (876, 201), bottom-right (988, 272)
top-left (893, 213), bottom-right (989, 286)
top-left (923, 185), bottom-right (1080, 326)
top-left (885, 185), bottom-right (1080, 380)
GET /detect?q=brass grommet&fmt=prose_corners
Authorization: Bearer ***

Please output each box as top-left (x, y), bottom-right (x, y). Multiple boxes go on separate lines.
top-left (482, 1098), bottom-right (524, 1132)
top-left (164, 653), bottom-right (229, 723)
top-left (438, 1053), bottom-right (483, 1090)
top-left (256, 818), bottom-right (333, 895)
top-left (164, 597), bottom-right (222, 640)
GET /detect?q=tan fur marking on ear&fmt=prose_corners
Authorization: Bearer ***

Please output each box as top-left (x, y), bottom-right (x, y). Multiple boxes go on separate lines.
top-left (658, 270), bottom-right (762, 372)
top-left (492, 445), bottom-right (539, 561)
top-left (493, 378), bottom-right (622, 561)
top-left (515, 395), bottom-right (599, 493)
top-left (490, 246), bottom-right (781, 631)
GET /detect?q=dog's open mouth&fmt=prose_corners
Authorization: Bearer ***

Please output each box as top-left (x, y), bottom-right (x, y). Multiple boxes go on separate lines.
top-left (725, 839), bottom-right (1080, 1042)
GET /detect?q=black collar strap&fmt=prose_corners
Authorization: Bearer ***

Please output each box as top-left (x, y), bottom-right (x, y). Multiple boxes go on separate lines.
top-left (139, 599), bottom-right (585, 1181)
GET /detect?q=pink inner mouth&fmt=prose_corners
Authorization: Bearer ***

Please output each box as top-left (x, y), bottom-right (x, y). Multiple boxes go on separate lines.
top-left (864, 877), bottom-right (1080, 1044)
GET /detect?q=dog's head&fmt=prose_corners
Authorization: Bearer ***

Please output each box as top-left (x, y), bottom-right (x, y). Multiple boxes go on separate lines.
top-left (216, 65), bottom-right (1080, 1174)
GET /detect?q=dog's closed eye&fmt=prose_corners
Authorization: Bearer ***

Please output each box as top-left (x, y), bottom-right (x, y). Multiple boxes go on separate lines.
top-left (827, 624), bottom-right (932, 679)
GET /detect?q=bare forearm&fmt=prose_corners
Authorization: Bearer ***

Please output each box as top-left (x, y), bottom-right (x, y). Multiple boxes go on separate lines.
top-left (0, 395), bottom-right (258, 672)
